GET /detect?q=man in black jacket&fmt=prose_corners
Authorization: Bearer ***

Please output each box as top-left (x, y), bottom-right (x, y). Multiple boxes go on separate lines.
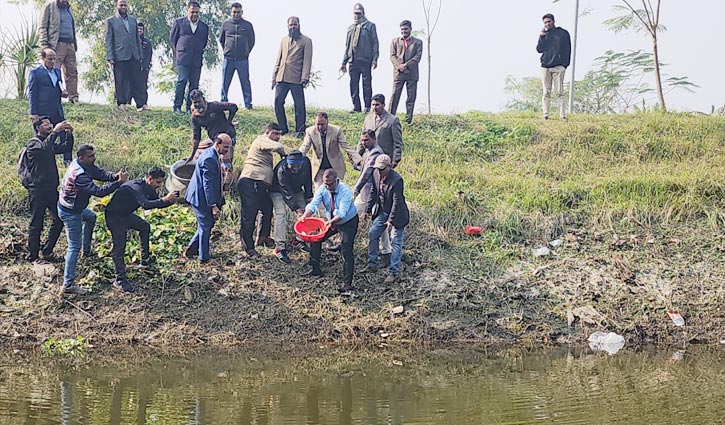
top-left (536, 13), bottom-right (571, 121)
top-left (189, 89), bottom-right (238, 174)
top-left (23, 116), bottom-right (71, 263)
top-left (219, 2), bottom-right (255, 108)
top-left (340, 3), bottom-right (379, 113)
top-left (134, 22), bottom-right (153, 111)
top-left (269, 150), bottom-right (313, 263)
top-left (362, 154), bottom-right (409, 283)
top-left (104, 167), bottom-right (180, 293)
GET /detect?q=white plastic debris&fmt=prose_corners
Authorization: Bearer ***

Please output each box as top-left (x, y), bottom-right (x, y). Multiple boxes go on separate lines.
top-left (532, 247), bottom-right (551, 257)
top-left (588, 331), bottom-right (625, 355)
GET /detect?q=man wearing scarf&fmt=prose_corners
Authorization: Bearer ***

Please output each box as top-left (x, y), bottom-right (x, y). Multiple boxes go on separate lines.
top-left (340, 3), bottom-right (379, 114)
top-left (272, 16), bottom-right (313, 138)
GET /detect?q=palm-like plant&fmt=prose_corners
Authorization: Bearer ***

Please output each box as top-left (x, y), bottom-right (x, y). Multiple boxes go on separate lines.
top-left (3, 15), bottom-right (40, 100)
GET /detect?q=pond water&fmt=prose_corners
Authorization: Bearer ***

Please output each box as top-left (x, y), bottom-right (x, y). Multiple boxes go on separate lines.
top-left (0, 346), bottom-right (722, 424)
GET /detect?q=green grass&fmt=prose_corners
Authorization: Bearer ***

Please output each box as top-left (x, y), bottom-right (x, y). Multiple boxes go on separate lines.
top-left (3, 99), bottom-right (725, 272)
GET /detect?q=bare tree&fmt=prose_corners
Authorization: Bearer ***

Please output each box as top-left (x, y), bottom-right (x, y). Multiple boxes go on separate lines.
top-left (421, 0), bottom-right (442, 114)
top-left (604, 0), bottom-right (666, 111)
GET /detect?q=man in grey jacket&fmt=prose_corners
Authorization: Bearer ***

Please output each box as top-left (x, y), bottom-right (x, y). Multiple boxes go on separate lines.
top-left (105, 0), bottom-right (143, 110)
top-left (219, 2), bottom-right (255, 108)
top-left (339, 3), bottom-right (379, 114)
top-left (38, 0), bottom-right (79, 103)
top-left (362, 94), bottom-right (403, 168)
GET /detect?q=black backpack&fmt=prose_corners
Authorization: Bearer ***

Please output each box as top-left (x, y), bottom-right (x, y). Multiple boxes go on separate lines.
top-left (17, 138), bottom-right (39, 189)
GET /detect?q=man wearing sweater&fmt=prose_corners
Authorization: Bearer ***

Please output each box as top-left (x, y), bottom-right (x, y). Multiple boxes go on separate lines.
top-left (237, 123), bottom-right (286, 258)
top-left (58, 144), bottom-right (128, 294)
top-left (536, 13), bottom-right (571, 120)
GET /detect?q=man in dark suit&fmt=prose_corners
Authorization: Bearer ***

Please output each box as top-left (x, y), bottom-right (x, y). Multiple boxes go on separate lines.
top-left (134, 22), bottom-right (153, 111)
top-left (170, 1), bottom-right (209, 115)
top-left (362, 154), bottom-right (409, 283)
top-left (184, 133), bottom-right (232, 262)
top-left (28, 48), bottom-right (73, 165)
top-left (105, 0), bottom-right (143, 111)
top-left (389, 20), bottom-right (423, 124)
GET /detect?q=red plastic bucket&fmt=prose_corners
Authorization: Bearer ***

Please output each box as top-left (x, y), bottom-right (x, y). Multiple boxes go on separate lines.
top-left (295, 218), bottom-right (329, 242)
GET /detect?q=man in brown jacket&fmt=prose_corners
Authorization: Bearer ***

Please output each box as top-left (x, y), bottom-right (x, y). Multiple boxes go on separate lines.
top-left (272, 16), bottom-right (313, 138)
top-left (299, 112), bottom-right (361, 187)
top-left (389, 20), bottom-right (423, 124)
top-left (39, 0), bottom-right (79, 103)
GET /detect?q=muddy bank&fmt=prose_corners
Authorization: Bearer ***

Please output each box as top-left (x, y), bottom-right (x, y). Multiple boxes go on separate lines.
top-left (0, 215), bottom-right (723, 354)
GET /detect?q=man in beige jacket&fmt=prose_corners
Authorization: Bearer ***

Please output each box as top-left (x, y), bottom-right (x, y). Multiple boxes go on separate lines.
top-left (39, 0), bottom-right (79, 103)
top-left (237, 123), bottom-right (286, 258)
top-left (389, 20), bottom-right (423, 124)
top-left (300, 112), bottom-right (361, 187)
top-left (272, 16), bottom-right (313, 138)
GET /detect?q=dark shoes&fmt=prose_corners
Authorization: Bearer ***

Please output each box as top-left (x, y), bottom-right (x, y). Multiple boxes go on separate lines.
top-left (300, 264), bottom-right (322, 277)
top-left (256, 237), bottom-right (275, 249)
top-left (63, 284), bottom-right (88, 295)
top-left (183, 246), bottom-right (198, 259)
top-left (173, 107), bottom-right (185, 115)
top-left (275, 249), bottom-right (292, 264)
top-left (113, 279), bottom-right (136, 293)
top-left (358, 263), bottom-right (377, 274)
top-left (31, 253), bottom-right (63, 264)
top-left (138, 257), bottom-right (155, 268)
top-left (291, 238), bottom-right (311, 253)
top-left (245, 249), bottom-right (261, 259)
top-left (338, 282), bottom-right (353, 292)
top-left (364, 107), bottom-right (371, 113)
top-left (384, 273), bottom-right (401, 284)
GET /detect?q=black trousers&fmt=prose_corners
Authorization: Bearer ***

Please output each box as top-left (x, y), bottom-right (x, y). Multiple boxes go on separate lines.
top-left (390, 79), bottom-right (418, 124)
top-left (349, 60), bottom-right (373, 111)
top-left (112, 58), bottom-right (143, 106)
top-left (237, 178), bottom-right (272, 251)
top-left (106, 213), bottom-right (150, 281)
top-left (27, 188), bottom-right (63, 259)
top-left (309, 215), bottom-right (359, 285)
top-left (131, 68), bottom-right (149, 107)
top-left (274, 82), bottom-right (306, 135)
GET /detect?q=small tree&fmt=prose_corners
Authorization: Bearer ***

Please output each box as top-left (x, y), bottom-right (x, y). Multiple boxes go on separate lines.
top-left (420, 0), bottom-right (442, 114)
top-left (604, 0), bottom-right (667, 111)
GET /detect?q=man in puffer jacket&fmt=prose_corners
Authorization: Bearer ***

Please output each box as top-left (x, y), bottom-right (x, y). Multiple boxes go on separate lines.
top-left (219, 2), bottom-right (255, 108)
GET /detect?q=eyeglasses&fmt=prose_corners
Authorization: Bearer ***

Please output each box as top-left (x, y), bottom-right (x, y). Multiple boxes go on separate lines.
top-left (354, 12), bottom-right (362, 15)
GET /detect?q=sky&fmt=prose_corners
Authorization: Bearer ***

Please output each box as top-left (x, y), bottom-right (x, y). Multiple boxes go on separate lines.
top-left (1, 0), bottom-right (722, 114)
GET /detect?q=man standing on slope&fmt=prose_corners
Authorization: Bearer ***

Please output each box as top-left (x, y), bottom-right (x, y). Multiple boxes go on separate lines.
top-left (272, 16), bottom-right (313, 138)
top-left (219, 2), bottom-right (255, 108)
top-left (22, 117), bottom-right (72, 264)
top-left (105, 0), bottom-right (143, 111)
top-left (340, 3), bottom-right (379, 114)
top-left (536, 13), bottom-right (571, 121)
top-left (58, 144), bottom-right (128, 295)
top-left (170, 1), bottom-right (209, 115)
top-left (28, 48), bottom-right (73, 165)
top-left (38, 0), bottom-right (79, 103)
top-left (184, 134), bottom-right (232, 263)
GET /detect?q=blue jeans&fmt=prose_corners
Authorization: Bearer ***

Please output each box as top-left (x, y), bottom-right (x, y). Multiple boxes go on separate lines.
top-left (173, 65), bottom-right (201, 110)
top-left (368, 213), bottom-right (405, 274)
top-left (58, 206), bottom-right (97, 287)
top-left (221, 58), bottom-right (252, 107)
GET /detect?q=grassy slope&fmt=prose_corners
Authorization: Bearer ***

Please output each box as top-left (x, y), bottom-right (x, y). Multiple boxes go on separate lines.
top-left (0, 99), bottom-right (723, 350)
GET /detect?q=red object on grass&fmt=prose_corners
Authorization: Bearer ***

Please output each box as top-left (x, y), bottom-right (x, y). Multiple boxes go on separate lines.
top-left (295, 217), bottom-right (329, 242)
top-left (464, 225), bottom-right (482, 236)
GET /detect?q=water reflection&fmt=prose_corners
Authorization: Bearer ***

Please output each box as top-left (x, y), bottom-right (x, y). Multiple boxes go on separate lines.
top-left (0, 347), bottom-right (723, 424)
